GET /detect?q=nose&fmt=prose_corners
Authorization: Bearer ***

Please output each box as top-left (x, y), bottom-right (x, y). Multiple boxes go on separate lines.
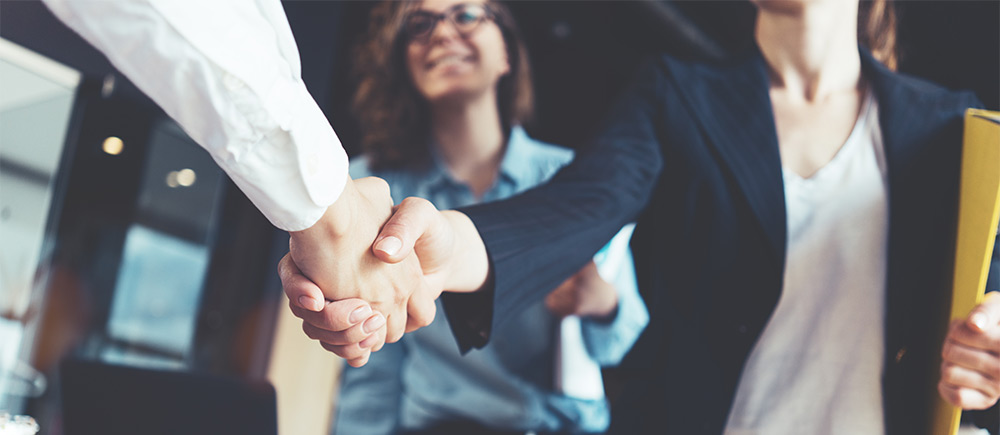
top-left (428, 17), bottom-right (461, 44)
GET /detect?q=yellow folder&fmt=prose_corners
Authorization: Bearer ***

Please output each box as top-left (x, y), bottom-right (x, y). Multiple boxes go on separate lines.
top-left (931, 109), bottom-right (1000, 435)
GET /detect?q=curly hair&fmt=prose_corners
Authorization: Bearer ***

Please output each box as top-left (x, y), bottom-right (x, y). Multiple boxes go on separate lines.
top-left (352, 0), bottom-right (534, 171)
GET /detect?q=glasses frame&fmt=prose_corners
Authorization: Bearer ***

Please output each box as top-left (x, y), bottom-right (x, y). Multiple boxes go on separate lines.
top-left (404, 3), bottom-right (496, 43)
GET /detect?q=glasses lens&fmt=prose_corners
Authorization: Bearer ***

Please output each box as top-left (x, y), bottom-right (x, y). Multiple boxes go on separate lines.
top-left (406, 13), bottom-right (437, 39)
top-left (451, 4), bottom-right (487, 33)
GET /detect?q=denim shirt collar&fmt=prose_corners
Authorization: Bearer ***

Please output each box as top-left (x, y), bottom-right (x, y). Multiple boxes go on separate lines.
top-left (425, 126), bottom-right (535, 194)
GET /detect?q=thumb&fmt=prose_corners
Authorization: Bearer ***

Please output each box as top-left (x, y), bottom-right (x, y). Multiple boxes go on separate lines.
top-left (373, 197), bottom-right (442, 264)
top-left (967, 291), bottom-right (1000, 332)
top-left (278, 253), bottom-right (325, 312)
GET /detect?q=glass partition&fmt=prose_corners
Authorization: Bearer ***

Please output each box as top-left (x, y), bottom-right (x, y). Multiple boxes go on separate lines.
top-left (0, 37), bottom-right (80, 412)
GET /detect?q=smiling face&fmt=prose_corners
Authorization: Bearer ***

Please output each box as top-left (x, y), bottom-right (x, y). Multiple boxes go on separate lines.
top-left (405, 0), bottom-right (511, 107)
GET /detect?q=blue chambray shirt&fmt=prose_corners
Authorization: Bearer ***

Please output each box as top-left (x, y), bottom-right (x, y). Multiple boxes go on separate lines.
top-left (334, 127), bottom-right (648, 435)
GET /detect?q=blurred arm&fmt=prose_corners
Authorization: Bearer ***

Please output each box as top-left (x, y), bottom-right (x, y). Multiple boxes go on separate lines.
top-left (580, 225), bottom-right (648, 366)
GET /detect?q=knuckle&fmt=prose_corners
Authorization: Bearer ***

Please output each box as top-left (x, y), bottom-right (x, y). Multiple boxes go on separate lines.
top-left (414, 311), bottom-right (434, 328)
top-left (323, 342), bottom-right (362, 360)
top-left (301, 322), bottom-right (318, 339)
top-left (277, 254), bottom-right (290, 278)
top-left (941, 364), bottom-right (959, 382)
top-left (323, 310), bottom-right (349, 331)
top-left (344, 326), bottom-right (367, 344)
top-left (942, 343), bottom-right (956, 361)
top-left (401, 196), bottom-right (431, 210)
top-left (348, 354), bottom-right (371, 368)
top-left (361, 176), bottom-right (390, 195)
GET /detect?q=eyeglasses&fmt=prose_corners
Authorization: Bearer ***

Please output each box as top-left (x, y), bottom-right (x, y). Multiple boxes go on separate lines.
top-left (404, 3), bottom-right (494, 42)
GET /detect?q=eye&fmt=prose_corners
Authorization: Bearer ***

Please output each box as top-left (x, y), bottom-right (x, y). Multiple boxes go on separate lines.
top-left (454, 5), bottom-right (485, 25)
top-left (406, 14), bottom-right (437, 37)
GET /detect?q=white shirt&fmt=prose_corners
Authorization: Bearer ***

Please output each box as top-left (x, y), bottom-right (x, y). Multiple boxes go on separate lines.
top-left (40, 0), bottom-right (348, 231)
top-left (725, 92), bottom-right (889, 434)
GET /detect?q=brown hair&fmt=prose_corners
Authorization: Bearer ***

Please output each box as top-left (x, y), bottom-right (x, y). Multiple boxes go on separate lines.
top-left (859, 0), bottom-right (898, 70)
top-left (352, 0), bottom-right (534, 171)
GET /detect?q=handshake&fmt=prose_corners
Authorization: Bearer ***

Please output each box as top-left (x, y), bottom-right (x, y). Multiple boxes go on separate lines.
top-left (280, 177), bottom-right (489, 367)
top-left (279, 176), bottom-right (622, 367)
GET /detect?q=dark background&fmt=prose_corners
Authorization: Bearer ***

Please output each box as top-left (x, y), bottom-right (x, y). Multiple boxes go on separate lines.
top-left (3, 1), bottom-right (997, 154)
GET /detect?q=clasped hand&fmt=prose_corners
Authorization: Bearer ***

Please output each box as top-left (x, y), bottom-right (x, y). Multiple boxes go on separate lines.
top-left (285, 178), bottom-right (444, 366)
top-left (282, 178), bottom-right (487, 366)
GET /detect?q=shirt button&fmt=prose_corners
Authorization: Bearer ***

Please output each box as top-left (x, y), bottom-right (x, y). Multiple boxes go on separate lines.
top-left (894, 347), bottom-right (907, 363)
top-left (223, 72), bottom-right (243, 91)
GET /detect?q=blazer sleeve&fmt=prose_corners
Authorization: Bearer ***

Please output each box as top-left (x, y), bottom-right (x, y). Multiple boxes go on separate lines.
top-left (443, 58), bottom-right (667, 352)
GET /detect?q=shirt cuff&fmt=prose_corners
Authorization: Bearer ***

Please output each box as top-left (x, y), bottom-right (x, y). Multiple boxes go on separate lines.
top-left (580, 279), bottom-right (648, 366)
top-left (441, 275), bottom-right (495, 353)
top-left (217, 80), bottom-right (349, 232)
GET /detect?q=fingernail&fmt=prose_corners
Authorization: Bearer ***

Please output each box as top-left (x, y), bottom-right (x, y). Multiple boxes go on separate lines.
top-left (970, 313), bottom-right (988, 331)
top-left (363, 313), bottom-right (386, 334)
top-left (375, 236), bottom-right (402, 256)
top-left (299, 296), bottom-right (322, 312)
top-left (360, 334), bottom-right (379, 349)
top-left (349, 306), bottom-right (372, 324)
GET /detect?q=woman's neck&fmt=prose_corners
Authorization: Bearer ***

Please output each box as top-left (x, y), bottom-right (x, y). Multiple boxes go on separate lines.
top-left (430, 93), bottom-right (506, 198)
top-left (755, 1), bottom-right (862, 101)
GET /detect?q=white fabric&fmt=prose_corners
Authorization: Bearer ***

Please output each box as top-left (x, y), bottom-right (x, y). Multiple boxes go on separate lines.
top-left (554, 223), bottom-right (637, 400)
top-left (40, 0), bottom-right (348, 231)
top-left (725, 93), bottom-right (889, 434)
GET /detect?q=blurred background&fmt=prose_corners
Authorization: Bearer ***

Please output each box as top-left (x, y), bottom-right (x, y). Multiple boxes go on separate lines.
top-left (0, 1), bottom-right (996, 434)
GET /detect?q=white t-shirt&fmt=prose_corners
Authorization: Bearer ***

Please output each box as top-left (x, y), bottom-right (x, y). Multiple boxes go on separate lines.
top-left (725, 92), bottom-right (889, 435)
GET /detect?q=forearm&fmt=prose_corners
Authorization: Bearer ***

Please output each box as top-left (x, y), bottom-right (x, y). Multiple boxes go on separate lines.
top-left (287, 176), bottom-right (359, 295)
top-left (440, 210), bottom-right (490, 293)
top-left (448, 59), bottom-right (665, 349)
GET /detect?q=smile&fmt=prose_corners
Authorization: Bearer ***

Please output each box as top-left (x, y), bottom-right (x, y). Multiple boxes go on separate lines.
top-left (427, 53), bottom-right (474, 69)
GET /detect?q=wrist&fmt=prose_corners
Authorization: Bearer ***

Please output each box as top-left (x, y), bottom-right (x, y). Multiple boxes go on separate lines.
top-left (587, 295), bottom-right (620, 322)
top-left (288, 176), bottom-right (364, 293)
top-left (588, 302), bottom-right (620, 324)
top-left (441, 210), bottom-right (490, 293)
top-left (290, 176), bottom-right (357, 241)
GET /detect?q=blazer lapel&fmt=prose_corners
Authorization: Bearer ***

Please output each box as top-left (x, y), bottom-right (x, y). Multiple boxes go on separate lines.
top-left (862, 47), bottom-right (967, 355)
top-left (665, 52), bottom-right (787, 261)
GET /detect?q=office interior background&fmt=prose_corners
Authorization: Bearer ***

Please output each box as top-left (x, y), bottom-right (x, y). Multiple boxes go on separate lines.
top-left (0, 1), bottom-right (997, 434)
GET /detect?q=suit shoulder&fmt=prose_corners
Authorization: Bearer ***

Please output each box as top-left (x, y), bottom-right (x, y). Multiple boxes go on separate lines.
top-left (884, 71), bottom-right (982, 112)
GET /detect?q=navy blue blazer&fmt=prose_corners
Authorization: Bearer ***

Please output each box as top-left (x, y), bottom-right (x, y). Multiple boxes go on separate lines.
top-left (447, 47), bottom-right (998, 434)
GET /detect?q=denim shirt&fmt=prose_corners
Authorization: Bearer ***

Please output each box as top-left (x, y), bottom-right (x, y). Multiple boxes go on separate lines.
top-left (334, 127), bottom-right (648, 434)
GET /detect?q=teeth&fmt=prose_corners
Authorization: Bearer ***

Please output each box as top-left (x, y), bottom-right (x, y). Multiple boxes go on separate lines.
top-left (431, 54), bottom-right (469, 68)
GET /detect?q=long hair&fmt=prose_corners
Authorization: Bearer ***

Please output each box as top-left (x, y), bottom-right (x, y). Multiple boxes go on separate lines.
top-left (352, 1), bottom-right (534, 171)
top-left (859, 0), bottom-right (898, 70)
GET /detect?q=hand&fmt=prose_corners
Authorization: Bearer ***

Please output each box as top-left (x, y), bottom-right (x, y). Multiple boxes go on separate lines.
top-left (287, 177), bottom-right (437, 351)
top-left (282, 192), bottom-right (490, 366)
top-left (939, 292), bottom-right (1000, 410)
top-left (279, 253), bottom-right (386, 367)
top-left (545, 261), bottom-right (619, 319)
top-left (370, 197), bottom-right (490, 294)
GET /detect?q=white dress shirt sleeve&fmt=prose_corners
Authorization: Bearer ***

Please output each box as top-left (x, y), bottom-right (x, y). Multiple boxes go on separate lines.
top-left (40, 0), bottom-right (348, 231)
